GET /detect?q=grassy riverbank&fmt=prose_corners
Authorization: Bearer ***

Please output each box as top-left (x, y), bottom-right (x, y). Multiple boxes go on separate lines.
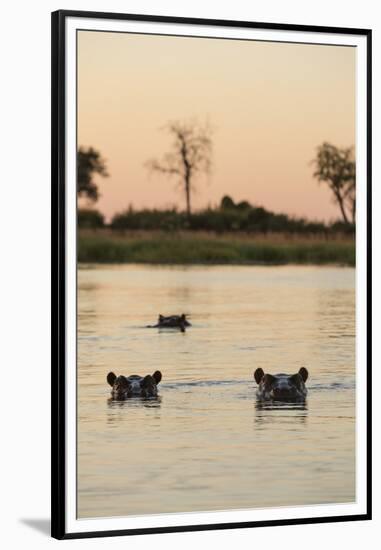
top-left (78, 230), bottom-right (355, 266)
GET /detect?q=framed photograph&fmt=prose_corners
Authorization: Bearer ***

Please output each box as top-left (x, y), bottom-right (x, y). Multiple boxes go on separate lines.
top-left (51, 10), bottom-right (372, 540)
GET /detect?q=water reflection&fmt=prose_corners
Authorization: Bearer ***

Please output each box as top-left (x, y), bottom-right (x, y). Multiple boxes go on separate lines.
top-left (254, 400), bottom-right (308, 425)
top-left (167, 286), bottom-right (193, 300)
top-left (106, 397), bottom-right (162, 426)
top-left (107, 396), bottom-right (162, 409)
top-left (255, 400), bottom-right (308, 412)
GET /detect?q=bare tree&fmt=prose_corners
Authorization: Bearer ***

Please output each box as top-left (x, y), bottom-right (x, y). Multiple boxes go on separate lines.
top-left (312, 142), bottom-right (356, 224)
top-left (146, 119), bottom-right (213, 218)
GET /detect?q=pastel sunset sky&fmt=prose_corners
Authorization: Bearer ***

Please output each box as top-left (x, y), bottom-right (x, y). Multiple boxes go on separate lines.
top-left (77, 30), bottom-right (355, 222)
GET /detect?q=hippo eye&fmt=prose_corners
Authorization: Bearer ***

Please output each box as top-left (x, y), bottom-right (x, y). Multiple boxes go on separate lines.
top-left (263, 374), bottom-right (276, 386)
top-left (141, 375), bottom-right (154, 388)
top-left (289, 374), bottom-right (302, 387)
top-left (117, 376), bottom-right (130, 388)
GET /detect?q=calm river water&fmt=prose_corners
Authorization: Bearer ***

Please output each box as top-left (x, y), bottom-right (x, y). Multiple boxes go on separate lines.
top-left (77, 264), bottom-right (355, 519)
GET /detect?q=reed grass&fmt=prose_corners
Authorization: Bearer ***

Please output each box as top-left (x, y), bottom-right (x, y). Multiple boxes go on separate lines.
top-left (78, 230), bottom-right (355, 266)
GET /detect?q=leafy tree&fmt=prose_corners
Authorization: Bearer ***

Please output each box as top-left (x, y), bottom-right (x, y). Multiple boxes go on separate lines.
top-left (220, 195), bottom-right (236, 210)
top-left (236, 200), bottom-right (252, 211)
top-left (77, 146), bottom-right (109, 202)
top-left (78, 208), bottom-right (105, 228)
top-left (312, 142), bottom-right (355, 224)
top-left (146, 119), bottom-right (213, 218)
top-left (220, 196), bottom-right (252, 212)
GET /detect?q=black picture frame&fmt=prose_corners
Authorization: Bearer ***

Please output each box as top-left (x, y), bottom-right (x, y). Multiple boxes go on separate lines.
top-left (51, 9), bottom-right (372, 540)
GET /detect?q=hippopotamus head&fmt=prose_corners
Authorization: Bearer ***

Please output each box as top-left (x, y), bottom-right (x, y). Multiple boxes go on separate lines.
top-left (107, 371), bottom-right (162, 400)
top-left (156, 314), bottom-right (191, 331)
top-left (254, 367), bottom-right (308, 401)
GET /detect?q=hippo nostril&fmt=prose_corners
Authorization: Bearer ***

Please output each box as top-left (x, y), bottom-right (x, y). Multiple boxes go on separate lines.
top-left (272, 387), bottom-right (294, 399)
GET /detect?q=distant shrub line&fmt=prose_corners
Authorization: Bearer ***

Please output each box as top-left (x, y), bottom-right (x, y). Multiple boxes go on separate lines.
top-left (78, 196), bottom-right (355, 236)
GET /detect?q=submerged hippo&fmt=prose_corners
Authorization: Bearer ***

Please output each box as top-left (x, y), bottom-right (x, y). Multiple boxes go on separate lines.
top-left (148, 314), bottom-right (191, 332)
top-left (254, 367), bottom-right (309, 401)
top-left (107, 371), bottom-right (162, 400)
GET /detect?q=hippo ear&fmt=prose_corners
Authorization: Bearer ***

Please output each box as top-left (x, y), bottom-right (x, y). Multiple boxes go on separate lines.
top-left (254, 368), bottom-right (265, 384)
top-left (299, 367), bottom-right (308, 382)
top-left (153, 370), bottom-right (162, 384)
top-left (107, 372), bottom-right (117, 386)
